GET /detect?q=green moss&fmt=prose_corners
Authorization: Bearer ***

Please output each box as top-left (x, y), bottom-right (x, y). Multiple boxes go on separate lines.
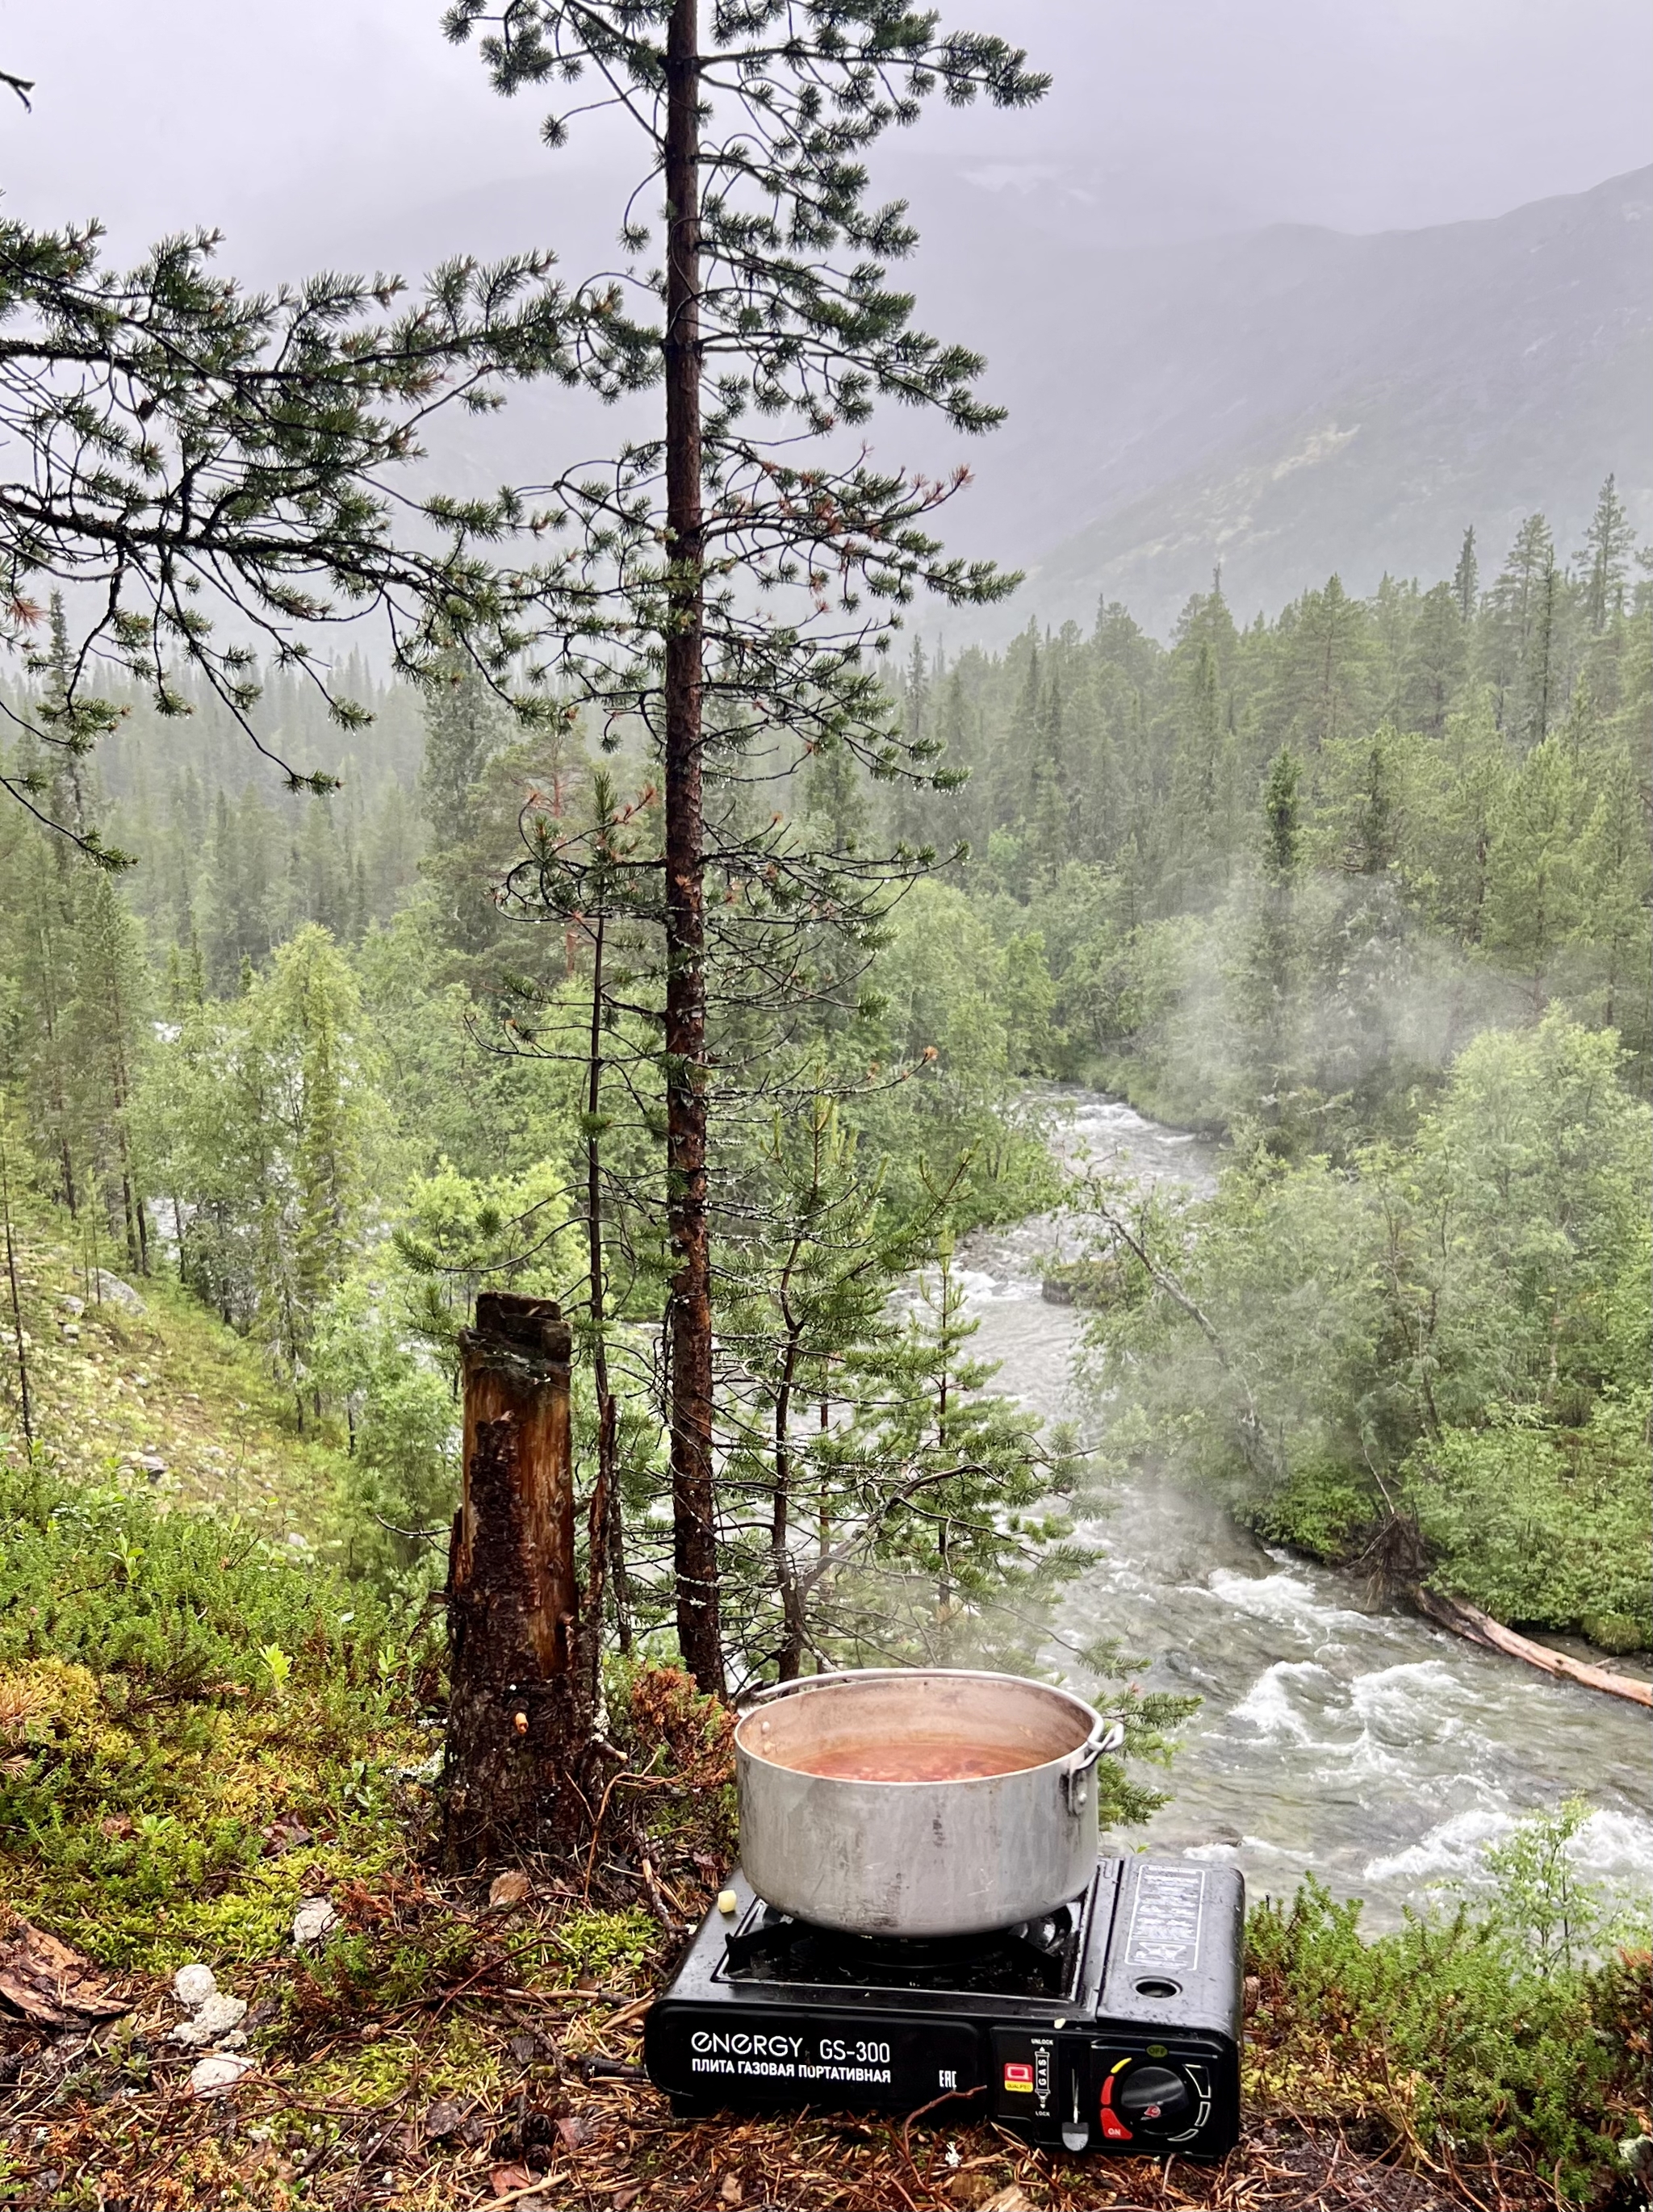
top-left (552, 1908), bottom-right (657, 1982)
top-left (0, 1453), bottom-right (430, 1970)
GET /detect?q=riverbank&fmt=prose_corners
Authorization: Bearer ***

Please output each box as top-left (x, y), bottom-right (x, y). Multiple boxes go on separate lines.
top-left (952, 1089), bottom-right (1653, 1930)
top-left (1060, 1044), bottom-right (1653, 1666)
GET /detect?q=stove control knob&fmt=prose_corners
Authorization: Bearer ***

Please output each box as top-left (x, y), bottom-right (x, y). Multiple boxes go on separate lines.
top-left (1115, 2065), bottom-right (1195, 2133)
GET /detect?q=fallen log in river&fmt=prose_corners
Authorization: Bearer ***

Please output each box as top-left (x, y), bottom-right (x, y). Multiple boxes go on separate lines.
top-left (1416, 1587), bottom-right (1653, 1707)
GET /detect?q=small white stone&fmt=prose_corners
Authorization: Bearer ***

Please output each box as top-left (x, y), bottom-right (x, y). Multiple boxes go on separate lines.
top-left (189, 2051), bottom-right (256, 2097)
top-left (173, 1963), bottom-right (217, 2009)
top-left (717, 1889), bottom-right (739, 1915)
top-left (291, 1896), bottom-right (340, 1947)
top-left (169, 1992), bottom-right (248, 2047)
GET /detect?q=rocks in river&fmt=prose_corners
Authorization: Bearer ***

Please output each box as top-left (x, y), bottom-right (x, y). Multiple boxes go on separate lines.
top-left (1040, 1255), bottom-right (1129, 1308)
top-left (1158, 1647), bottom-right (1225, 1694)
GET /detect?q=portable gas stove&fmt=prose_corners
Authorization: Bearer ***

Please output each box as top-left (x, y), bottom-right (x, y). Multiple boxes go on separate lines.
top-left (645, 1856), bottom-right (1242, 2157)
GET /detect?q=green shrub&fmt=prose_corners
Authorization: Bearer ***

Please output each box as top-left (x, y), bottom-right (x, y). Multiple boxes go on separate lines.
top-left (1402, 1395), bottom-right (1653, 1644)
top-left (1247, 1801), bottom-right (1652, 2200)
top-left (0, 1460), bottom-right (398, 1692)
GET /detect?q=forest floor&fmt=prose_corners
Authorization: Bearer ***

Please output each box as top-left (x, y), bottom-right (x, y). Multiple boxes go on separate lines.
top-left (1, 1214), bottom-right (1645, 2212)
top-left (0, 1214), bottom-right (339, 1539)
top-left (0, 1846), bottom-right (1585, 2212)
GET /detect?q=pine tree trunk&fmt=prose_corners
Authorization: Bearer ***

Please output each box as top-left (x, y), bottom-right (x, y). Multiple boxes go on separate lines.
top-left (772, 1313), bottom-right (806, 1679)
top-left (443, 1292), bottom-right (588, 1867)
top-left (582, 915), bottom-right (619, 1693)
top-left (663, 0), bottom-right (723, 1696)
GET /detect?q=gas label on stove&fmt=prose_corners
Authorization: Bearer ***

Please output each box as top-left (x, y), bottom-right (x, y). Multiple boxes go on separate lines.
top-left (688, 2028), bottom-right (893, 2079)
top-left (1124, 1865), bottom-right (1205, 1972)
top-left (651, 2009), bottom-right (983, 2108)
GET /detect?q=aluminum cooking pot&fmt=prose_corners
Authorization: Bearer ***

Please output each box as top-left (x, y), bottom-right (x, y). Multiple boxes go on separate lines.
top-left (734, 1668), bottom-right (1124, 1938)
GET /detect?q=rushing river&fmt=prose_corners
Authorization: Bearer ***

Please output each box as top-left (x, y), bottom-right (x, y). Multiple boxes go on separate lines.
top-left (952, 1088), bottom-right (1653, 1931)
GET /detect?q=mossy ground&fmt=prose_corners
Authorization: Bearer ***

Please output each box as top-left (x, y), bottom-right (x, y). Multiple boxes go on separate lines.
top-left (2, 1206), bottom-right (341, 1540)
top-left (2, 1204), bottom-right (1647, 2210)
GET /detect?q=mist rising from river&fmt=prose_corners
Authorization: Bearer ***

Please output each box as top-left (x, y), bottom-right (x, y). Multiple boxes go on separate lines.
top-left (956, 1089), bottom-right (1653, 1932)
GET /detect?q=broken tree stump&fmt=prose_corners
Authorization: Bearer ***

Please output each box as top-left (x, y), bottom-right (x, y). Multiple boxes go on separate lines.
top-left (443, 1291), bottom-right (588, 1867)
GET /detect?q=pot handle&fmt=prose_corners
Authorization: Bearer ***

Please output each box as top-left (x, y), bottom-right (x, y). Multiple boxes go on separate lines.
top-left (1061, 1717), bottom-right (1125, 1816)
top-left (738, 1668), bottom-right (917, 1712)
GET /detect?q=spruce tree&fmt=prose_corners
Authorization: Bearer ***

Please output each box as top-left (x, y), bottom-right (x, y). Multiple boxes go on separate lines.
top-left (69, 873), bottom-right (153, 1275)
top-left (1400, 579), bottom-right (1467, 737)
top-left (1027, 676), bottom-right (1070, 886)
top-left (1578, 474), bottom-right (1635, 632)
top-left (1483, 514), bottom-right (1555, 728)
top-left (1453, 525), bottom-right (1479, 625)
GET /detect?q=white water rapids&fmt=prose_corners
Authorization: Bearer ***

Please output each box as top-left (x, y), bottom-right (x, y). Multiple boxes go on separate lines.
top-left (951, 1089), bottom-right (1653, 1931)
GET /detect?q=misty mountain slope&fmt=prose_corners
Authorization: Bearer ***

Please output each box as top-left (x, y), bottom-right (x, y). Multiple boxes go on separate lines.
top-left (944, 166), bottom-right (1652, 632)
top-left (336, 159), bottom-right (1651, 642)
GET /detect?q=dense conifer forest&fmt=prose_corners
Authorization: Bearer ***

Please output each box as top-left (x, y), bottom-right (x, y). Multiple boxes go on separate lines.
top-left (3, 479), bottom-right (1647, 1657)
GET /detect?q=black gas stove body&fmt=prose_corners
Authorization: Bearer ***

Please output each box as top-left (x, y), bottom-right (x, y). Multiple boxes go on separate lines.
top-left (645, 1856), bottom-right (1243, 2159)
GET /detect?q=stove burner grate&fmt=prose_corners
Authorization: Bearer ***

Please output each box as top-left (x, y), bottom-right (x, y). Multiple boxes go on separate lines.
top-left (717, 1894), bottom-right (1086, 2001)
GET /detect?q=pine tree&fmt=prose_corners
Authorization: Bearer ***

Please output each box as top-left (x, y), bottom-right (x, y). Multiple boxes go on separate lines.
top-left (819, 1238), bottom-right (1085, 1670)
top-left (450, 0), bottom-right (1047, 1691)
top-left (0, 211), bottom-right (589, 861)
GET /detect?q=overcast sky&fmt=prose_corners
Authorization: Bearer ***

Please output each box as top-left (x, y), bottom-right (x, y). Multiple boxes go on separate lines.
top-left (2, 0), bottom-right (1650, 277)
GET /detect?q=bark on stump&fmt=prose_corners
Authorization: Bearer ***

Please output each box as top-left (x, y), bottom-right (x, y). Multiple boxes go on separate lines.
top-left (443, 1292), bottom-right (588, 1867)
